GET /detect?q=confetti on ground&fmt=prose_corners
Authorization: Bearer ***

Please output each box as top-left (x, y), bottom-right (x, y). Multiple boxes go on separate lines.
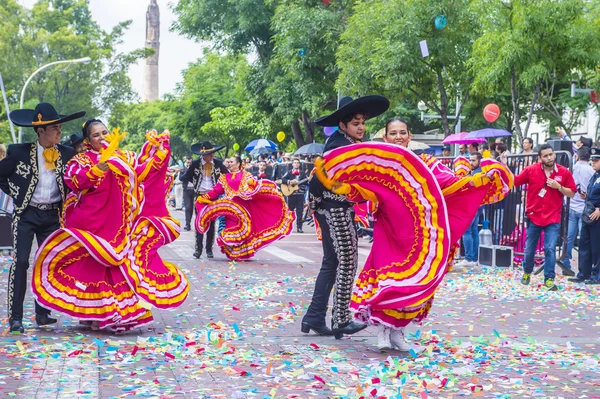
top-left (1, 255), bottom-right (600, 398)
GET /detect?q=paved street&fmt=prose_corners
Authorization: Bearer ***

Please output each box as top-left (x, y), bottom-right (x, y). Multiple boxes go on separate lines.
top-left (1, 209), bottom-right (600, 399)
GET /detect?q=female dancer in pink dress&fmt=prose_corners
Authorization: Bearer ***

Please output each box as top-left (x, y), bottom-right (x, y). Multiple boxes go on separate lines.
top-left (315, 119), bottom-right (512, 351)
top-left (31, 121), bottom-right (189, 332)
top-left (195, 156), bottom-right (295, 260)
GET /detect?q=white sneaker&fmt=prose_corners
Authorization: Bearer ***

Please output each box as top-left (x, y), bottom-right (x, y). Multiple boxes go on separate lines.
top-left (455, 259), bottom-right (470, 267)
top-left (390, 328), bottom-right (411, 351)
top-left (377, 325), bottom-right (392, 351)
top-left (468, 261), bottom-right (479, 267)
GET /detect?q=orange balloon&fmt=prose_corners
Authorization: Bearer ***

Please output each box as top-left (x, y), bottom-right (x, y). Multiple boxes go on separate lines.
top-left (483, 104), bottom-right (500, 123)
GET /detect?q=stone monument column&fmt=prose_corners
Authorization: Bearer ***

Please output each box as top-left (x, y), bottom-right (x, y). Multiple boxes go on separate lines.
top-left (143, 0), bottom-right (159, 101)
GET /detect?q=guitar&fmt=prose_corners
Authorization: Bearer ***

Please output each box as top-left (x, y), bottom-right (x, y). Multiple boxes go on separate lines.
top-left (280, 177), bottom-right (309, 196)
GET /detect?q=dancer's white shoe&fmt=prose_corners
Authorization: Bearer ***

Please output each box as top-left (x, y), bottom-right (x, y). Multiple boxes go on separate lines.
top-left (390, 327), bottom-right (411, 351)
top-left (377, 325), bottom-right (392, 351)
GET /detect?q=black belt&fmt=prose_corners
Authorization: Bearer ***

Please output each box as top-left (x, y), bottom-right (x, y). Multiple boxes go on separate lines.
top-left (28, 202), bottom-right (61, 211)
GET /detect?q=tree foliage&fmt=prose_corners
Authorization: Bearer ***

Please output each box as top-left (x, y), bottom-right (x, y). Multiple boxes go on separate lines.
top-left (470, 0), bottom-right (600, 143)
top-left (337, 0), bottom-right (479, 137)
top-left (0, 0), bottom-right (148, 143)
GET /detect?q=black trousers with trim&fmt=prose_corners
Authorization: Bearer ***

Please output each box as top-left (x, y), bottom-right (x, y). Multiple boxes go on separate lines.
top-left (302, 206), bottom-right (358, 329)
top-left (287, 194), bottom-right (304, 230)
top-left (8, 206), bottom-right (57, 321)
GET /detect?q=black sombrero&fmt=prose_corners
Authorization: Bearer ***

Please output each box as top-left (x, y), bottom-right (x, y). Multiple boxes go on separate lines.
top-left (67, 133), bottom-right (85, 147)
top-left (315, 95), bottom-right (390, 127)
top-left (191, 140), bottom-right (225, 155)
top-left (9, 102), bottom-right (86, 128)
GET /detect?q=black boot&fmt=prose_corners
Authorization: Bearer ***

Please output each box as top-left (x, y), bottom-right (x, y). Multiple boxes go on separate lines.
top-left (301, 322), bottom-right (333, 336)
top-left (193, 251), bottom-right (201, 259)
top-left (9, 319), bottom-right (24, 334)
top-left (332, 321), bottom-right (368, 339)
top-left (36, 313), bottom-right (57, 326)
top-left (206, 249), bottom-right (214, 259)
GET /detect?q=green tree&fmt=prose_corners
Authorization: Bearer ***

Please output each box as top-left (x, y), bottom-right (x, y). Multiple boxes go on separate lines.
top-left (470, 0), bottom-right (600, 143)
top-left (201, 105), bottom-right (273, 156)
top-left (110, 51), bottom-right (251, 159)
top-left (337, 0), bottom-right (479, 136)
top-left (172, 0), bottom-right (350, 147)
top-left (171, 0), bottom-right (275, 64)
top-left (0, 0), bottom-right (148, 143)
top-left (266, 1), bottom-right (349, 146)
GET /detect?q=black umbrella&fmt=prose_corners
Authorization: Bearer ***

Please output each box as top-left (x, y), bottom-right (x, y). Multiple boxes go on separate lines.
top-left (294, 143), bottom-right (325, 156)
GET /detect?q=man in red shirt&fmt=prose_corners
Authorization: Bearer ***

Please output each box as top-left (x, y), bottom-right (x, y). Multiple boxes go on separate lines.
top-left (514, 144), bottom-right (576, 290)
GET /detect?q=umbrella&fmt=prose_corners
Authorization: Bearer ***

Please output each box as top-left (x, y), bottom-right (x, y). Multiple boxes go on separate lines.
top-left (245, 138), bottom-right (278, 151)
top-left (466, 128), bottom-right (512, 139)
top-left (442, 132), bottom-right (487, 145)
top-left (295, 143), bottom-right (325, 155)
top-left (249, 147), bottom-right (274, 157)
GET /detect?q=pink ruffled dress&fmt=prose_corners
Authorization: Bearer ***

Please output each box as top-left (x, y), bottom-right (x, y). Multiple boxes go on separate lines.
top-left (317, 143), bottom-right (513, 329)
top-left (195, 171), bottom-right (295, 260)
top-left (32, 134), bottom-right (189, 332)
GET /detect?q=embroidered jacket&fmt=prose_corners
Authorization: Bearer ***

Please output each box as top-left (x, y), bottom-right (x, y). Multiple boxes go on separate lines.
top-left (0, 143), bottom-right (76, 216)
top-left (308, 130), bottom-right (357, 210)
top-left (180, 158), bottom-right (228, 194)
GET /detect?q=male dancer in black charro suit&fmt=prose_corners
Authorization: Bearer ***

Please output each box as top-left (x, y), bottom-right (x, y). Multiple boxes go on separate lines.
top-left (180, 141), bottom-right (228, 259)
top-left (0, 102), bottom-right (85, 333)
top-left (301, 95), bottom-right (389, 339)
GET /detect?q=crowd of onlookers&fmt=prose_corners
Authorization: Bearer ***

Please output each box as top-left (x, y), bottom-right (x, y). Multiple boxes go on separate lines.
top-left (450, 132), bottom-right (600, 291)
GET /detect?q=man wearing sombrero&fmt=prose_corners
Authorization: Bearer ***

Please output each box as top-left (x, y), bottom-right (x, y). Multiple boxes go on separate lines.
top-left (301, 95), bottom-right (389, 339)
top-left (0, 102), bottom-right (85, 333)
top-left (180, 140), bottom-right (228, 259)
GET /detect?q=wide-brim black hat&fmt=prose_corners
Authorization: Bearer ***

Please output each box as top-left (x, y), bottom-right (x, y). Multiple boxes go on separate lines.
top-left (315, 95), bottom-right (390, 127)
top-left (9, 102), bottom-right (86, 128)
top-left (191, 140), bottom-right (225, 155)
top-left (68, 133), bottom-right (85, 147)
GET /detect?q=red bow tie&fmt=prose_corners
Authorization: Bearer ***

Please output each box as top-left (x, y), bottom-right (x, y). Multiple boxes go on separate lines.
top-left (292, 170), bottom-right (300, 176)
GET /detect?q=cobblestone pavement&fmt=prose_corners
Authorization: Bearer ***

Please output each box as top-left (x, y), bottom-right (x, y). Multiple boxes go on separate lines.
top-left (1, 209), bottom-right (599, 399)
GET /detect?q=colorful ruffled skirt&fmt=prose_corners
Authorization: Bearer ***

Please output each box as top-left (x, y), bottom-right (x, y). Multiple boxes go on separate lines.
top-left (195, 180), bottom-right (295, 260)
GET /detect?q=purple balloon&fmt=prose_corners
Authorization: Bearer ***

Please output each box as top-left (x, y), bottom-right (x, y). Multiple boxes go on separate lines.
top-left (324, 126), bottom-right (338, 136)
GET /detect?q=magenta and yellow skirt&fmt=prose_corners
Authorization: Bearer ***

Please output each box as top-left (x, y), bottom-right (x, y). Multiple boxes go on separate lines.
top-left (317, 143), bottom-right (513, 328)
top-left (31, 228), bottom-right (153, 332)
top-left (195, 181), bottom-right (295, 260)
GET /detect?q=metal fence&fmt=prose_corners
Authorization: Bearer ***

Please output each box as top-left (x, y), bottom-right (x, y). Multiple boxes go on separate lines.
top-left (439, 151), bottom-right (574, 263)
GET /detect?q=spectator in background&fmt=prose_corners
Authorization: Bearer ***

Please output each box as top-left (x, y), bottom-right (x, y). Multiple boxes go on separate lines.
top-left (521, 138), bottom-right (535, 154)
top-left (282, 159), bottom-right (308, 233)
top-left (180, 157), bottom-right (194, 231)
top-left (0, 143), bottom-right (6, 160)
top-left (556, 126), bottom-right (572, 141)
top-left (514, 144), bottom-right (577, 291)
top-left (456, 152), bottom-right (483, 267)
top-left (458, 144), bottom-right (467, 156)
top-left (255, 161), bottom-right (269, 179)
top-left (570, 147), bottom-right (600, 285)
top-left (66, 134), bottom-right (86, 153)
top-left (576, 136), bottom-right (593, 150)
top-left (467, 142), bottom-right (479, 155)
top-left (442, 146), bottom-right (451, 157)
top-left (563, 147), bottom-right (595, 274)
top-left (481, 142), bottom-right (492, 158)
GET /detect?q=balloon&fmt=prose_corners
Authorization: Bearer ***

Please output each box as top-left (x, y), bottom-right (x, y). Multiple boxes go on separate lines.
top-left (324, 126), bottom-right (338, 137)
top-left (483, 104), bottom-right (501, 123)
top-left (233, 143), bottom-right (240, 151)
top-left (277, 131), bottom-right (286, 142)
top-left (434, 15), bottom-right (447, 29)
